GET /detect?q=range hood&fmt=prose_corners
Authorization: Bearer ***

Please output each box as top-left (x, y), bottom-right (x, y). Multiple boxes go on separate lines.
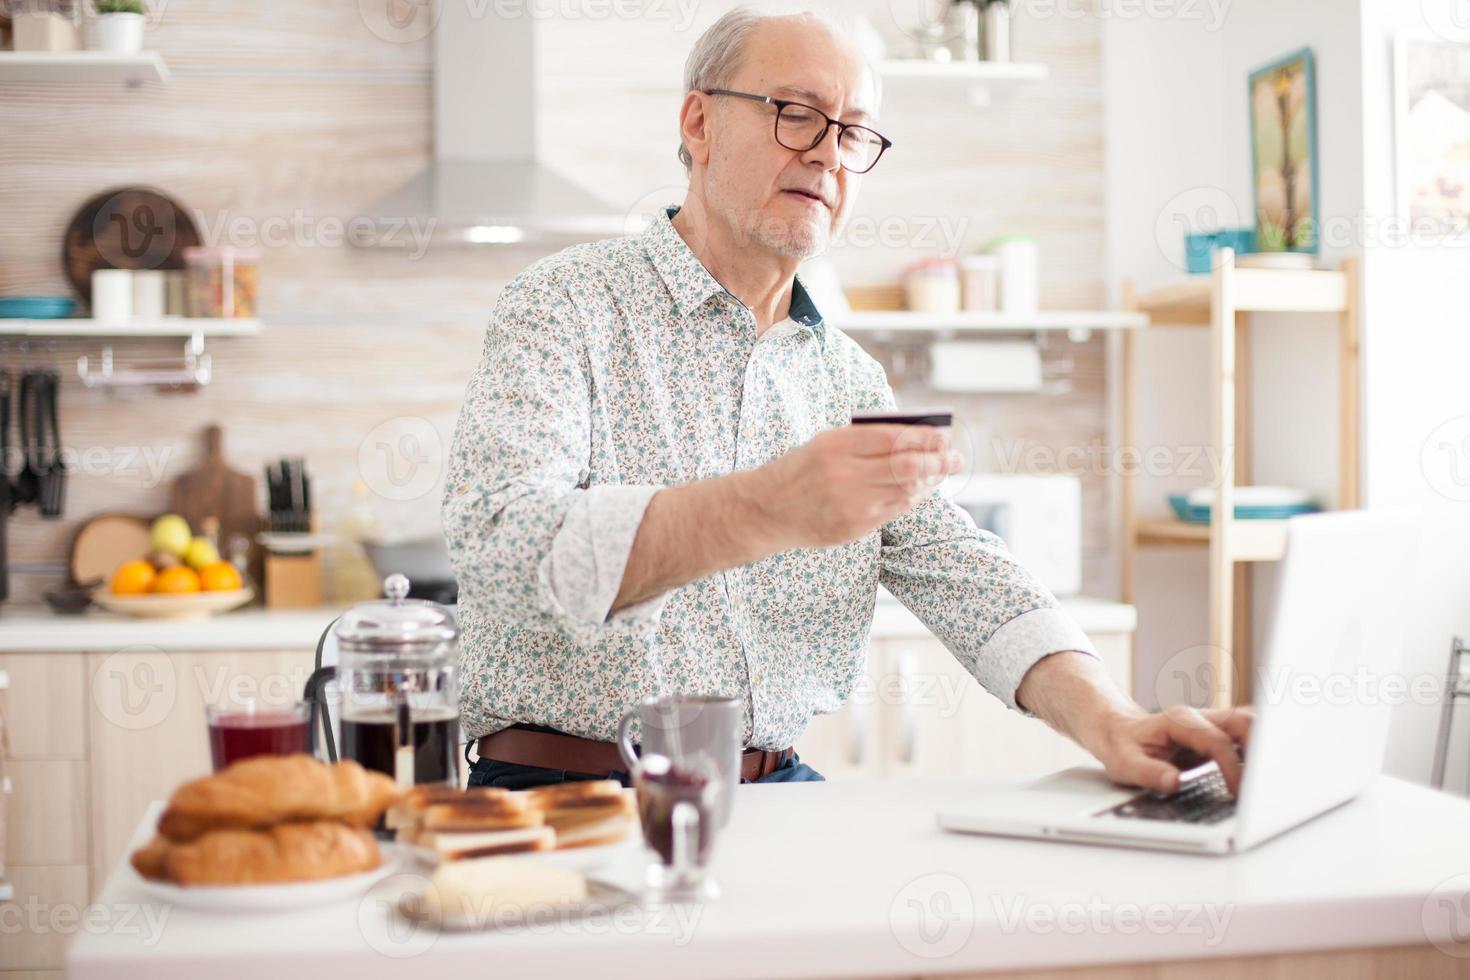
top-left (356, 5), bottom-right (628, 247)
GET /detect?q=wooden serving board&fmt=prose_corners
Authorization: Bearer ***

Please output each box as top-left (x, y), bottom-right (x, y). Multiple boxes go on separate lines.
top-left (62, 186), bottom-right (201, 307)
top-left (168, 425), bottom-right (263, 589)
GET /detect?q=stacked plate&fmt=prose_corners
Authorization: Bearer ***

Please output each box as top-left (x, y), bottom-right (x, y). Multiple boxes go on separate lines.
top-left (0, 297), bottom-right (76, 319)
top-left (1169, 486), bottom-right (1320, 524)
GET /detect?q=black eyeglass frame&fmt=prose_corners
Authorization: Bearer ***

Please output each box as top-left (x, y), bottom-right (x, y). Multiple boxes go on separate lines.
top-left (701, 87), bottom-right (893, 174)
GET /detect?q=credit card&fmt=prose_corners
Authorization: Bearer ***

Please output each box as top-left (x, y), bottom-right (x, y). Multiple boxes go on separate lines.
top-left (850, 409), bottom-right (954, 427)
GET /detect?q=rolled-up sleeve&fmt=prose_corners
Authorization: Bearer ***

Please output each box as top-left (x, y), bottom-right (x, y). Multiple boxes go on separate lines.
top-left (852, 359), bottom-right (1099, 714)
top-left (442, 273), bottom-right (670, 647)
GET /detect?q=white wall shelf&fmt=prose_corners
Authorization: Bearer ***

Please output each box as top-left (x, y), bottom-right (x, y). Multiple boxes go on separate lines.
top-left (877, 59), bottom-right (1048, 82)
top-left (877, 59), bottom-right (1047, 105)
top-left (827, 310), bottom-right (1146, 334)
top-left (545, 60), bottom-right (1047, 105)
top-left (0, 51), bottom-right (170, 85)
top-left (0, 317), bottom-right (260, 338)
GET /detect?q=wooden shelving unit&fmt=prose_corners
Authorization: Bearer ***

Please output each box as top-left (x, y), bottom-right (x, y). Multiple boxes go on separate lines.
top-left (0, 51), bottom-right (170, 85)
top-left (1121, 249), bottom-right (1360, 706)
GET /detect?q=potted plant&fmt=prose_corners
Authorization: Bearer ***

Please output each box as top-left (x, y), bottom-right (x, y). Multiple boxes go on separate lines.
top-left (92, 0), bottom-right (144, 54)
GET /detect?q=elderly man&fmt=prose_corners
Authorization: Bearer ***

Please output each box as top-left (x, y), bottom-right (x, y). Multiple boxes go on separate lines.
top-left (443, 7), bottom-right (1250, 791)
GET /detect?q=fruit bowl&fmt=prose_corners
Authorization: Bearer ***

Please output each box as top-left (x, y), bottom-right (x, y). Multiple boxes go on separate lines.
top-left (93, 586), bottom-right (254, 621)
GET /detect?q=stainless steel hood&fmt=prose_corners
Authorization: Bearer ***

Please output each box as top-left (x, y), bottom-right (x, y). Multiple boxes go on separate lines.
top-left (356, 4), bottom-right (627, 247)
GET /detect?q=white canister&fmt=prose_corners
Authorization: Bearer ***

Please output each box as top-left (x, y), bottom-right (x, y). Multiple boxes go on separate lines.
top-left (132, 269), bottom-right (166, 320)
top-left (983, 0), bottom-right (1011, 63)
top-left (91, 269), bottom-right (133, 324)
top-left (989, 236), bottom-right (1039, 314)
top-left (902, 258), bottom-right (962, 314)
top-left (959, 254), bottom-right (1000, 312)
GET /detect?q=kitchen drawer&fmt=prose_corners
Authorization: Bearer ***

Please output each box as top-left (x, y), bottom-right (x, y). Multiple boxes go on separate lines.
top-left (0, 656), bottom-right (86, 760)
top-left (0, 865), bottom-right (89, 971)
top-left (6, 761), bottom-right (88, 866)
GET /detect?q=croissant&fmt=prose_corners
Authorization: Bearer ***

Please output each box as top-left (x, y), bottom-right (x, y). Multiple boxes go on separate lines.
top-left (133, 821), bottom-right (380, 886)
top-left (158, 755), bottom-right (401, 842)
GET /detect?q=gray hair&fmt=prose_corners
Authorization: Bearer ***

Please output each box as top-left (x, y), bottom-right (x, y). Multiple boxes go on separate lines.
top-left (677, 5), bottom-right (878, 176)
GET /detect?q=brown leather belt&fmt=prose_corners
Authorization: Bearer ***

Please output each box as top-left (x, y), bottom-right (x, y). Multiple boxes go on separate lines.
top-left (478, 726), bottom-right (793, 782)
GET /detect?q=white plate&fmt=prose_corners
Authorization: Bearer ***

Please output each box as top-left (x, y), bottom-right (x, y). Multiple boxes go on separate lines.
top-left (401, 835), bottom-right (639, 873)
top-left (134, 852), bottom-right (401, 912)
top-left (256, 532), bottom-right (340, 554)
top-left (397, 878), bottom-right (640, 933)
top-left (94, 586), bottom-right (254, 620)
top-left (1185, 485), bottom-right (1314, 508)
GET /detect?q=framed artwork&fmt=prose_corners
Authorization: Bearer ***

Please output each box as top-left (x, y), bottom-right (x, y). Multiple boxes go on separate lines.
top-left (1395, 36), bottom-right (1470, 239)
top-left (1248, 47), bottom-right (1320, 254)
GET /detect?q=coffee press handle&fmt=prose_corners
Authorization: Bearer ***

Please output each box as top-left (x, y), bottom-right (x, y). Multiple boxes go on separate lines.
top-left (616, 708), bottom-right (640, 772)
top-left (671, 800), bottom-right (699, 881)
top-left (302, 665), bottom-right (338, 762)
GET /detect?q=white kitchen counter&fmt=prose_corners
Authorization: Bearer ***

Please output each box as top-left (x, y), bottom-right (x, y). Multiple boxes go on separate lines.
top-left (0, 605), bottom-right (344, 652)
top-left (0, 594), bottom-right (1133, 653)
top-left (68, 774), bottom-right (1470, 979)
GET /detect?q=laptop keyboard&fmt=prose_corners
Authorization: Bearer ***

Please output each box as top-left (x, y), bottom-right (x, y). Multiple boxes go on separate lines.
top-left (1101, 769), bottom-right (1238, 825)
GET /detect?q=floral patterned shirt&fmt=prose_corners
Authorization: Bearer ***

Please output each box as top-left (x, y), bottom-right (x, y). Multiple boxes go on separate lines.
top-left (443, 207), bottom-right (1098, 750)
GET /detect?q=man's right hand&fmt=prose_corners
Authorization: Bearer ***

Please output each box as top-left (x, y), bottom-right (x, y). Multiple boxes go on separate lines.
top-left (744, 424), bottom-right (963, 550)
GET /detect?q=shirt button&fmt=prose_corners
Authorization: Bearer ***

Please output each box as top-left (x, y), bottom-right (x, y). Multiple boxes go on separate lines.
top-left (751, 673), bottom-right (763, 686)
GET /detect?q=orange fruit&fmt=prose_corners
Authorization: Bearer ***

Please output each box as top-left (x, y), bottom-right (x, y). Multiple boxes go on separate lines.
top-left (152, 566), bottom-right (201, 594)
top-left (111, 560), bottom-right (157, 596)
top-left (198, 561), bottom-right (242, 592)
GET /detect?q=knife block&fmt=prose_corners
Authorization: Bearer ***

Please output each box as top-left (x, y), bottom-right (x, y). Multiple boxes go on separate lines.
top-left (264, 550), bottom-right (323, 610)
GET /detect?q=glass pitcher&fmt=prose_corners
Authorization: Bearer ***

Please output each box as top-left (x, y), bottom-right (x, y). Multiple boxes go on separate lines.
top-left (310, 573), bottom-right (461, 788)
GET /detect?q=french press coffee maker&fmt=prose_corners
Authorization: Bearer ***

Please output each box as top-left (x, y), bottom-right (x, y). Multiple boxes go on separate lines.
top-left (307, 573), bottom-right (461, 787)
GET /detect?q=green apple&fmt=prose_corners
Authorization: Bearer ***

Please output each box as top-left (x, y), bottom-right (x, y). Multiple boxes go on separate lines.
top-left (150, 514), bottom-right (192, 557)
top-left (183, 536), bottom-right (221, 571)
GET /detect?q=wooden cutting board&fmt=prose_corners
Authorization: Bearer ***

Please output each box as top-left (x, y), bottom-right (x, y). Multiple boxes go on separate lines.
top-left (168, 425), bottom-right (263, 589)
top-left (69, 513), bottom-right (151, 586)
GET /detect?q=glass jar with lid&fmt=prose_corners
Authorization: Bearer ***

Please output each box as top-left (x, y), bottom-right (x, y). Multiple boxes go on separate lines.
top-left (183, 246), bottom-right (259, 319)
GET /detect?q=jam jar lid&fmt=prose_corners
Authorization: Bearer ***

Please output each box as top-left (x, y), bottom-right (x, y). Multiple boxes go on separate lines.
top-left (332, 573), bottom-right (458, 651)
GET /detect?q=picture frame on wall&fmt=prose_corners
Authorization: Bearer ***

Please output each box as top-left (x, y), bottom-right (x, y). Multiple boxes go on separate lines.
top-left (1248, 47), bottom-right (1320, 255)
top-left (1394, 35), bottom-right (1470, 241)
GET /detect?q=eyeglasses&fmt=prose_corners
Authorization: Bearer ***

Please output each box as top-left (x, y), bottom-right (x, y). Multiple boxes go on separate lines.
top-left (702, 88), bottom-right (892, 174)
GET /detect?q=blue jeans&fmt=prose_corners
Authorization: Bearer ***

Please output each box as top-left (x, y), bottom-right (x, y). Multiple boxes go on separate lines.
top-left (467, 750), bottom-right (825, 789)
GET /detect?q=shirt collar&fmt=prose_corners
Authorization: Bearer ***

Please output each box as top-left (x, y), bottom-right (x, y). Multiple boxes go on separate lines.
top-left (644, 206), bottom-right (827, 347)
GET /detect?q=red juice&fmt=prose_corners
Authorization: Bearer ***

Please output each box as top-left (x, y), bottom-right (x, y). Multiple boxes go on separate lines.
top-left (208, 710), bottom-right (310, 770)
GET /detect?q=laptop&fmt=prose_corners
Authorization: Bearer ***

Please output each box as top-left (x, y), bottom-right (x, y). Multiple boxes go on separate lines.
top-left (938, 510), bottom-right (1418, 855)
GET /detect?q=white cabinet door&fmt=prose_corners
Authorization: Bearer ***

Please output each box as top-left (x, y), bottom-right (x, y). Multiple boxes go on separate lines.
top-left (794, 643), bottom-right (883, 780)
top-left (796, 632), bottom-right (1134, 783)
top-left (886, 632), bottom-right (1134, 783)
